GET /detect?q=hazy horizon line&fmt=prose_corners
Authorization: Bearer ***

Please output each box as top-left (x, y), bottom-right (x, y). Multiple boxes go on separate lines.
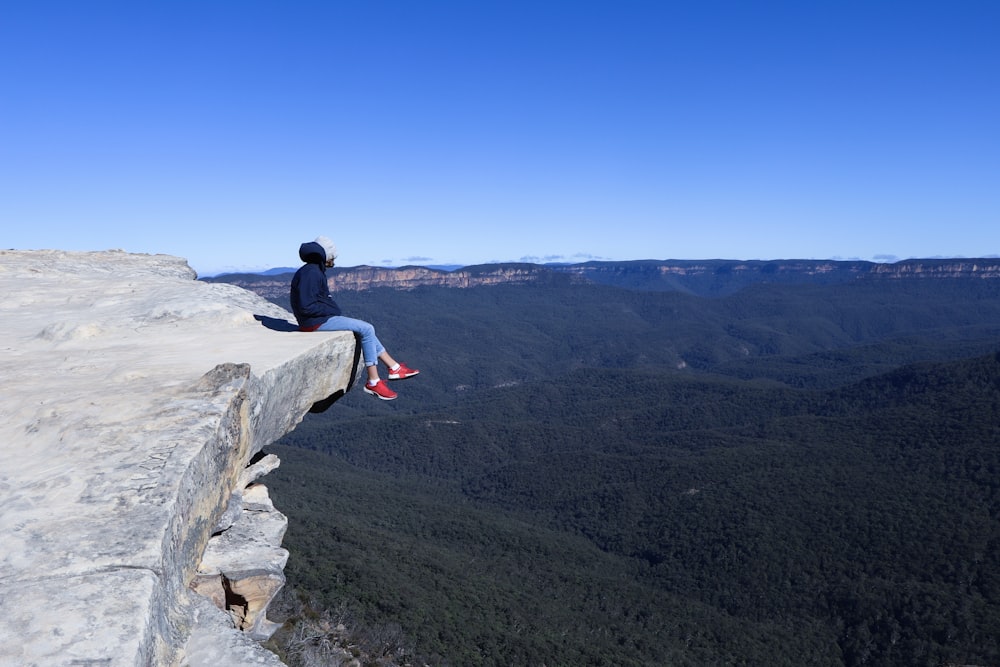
top-left (197, 254), bottom-right (1000, 278)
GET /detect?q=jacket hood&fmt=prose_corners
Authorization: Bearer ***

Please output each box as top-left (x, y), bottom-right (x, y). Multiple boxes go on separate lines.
top-left (299, 241), bottom-right (328, 265)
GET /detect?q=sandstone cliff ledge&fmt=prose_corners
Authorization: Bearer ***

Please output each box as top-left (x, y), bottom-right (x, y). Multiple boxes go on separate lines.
top-left (0, 250), bottom-right (360, 666)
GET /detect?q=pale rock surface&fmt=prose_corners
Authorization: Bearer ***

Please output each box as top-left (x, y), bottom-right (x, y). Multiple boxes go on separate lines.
top-left (192, 476), bottom-right (290, 641)
top-left (0, 250), bottom-right (361, 666)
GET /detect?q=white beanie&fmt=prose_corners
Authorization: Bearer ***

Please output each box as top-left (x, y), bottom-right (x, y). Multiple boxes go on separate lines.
top-left (315, 236), bottom-right (338, 262)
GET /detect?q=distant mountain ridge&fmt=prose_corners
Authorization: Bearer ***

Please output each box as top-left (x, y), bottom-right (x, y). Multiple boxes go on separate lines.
top-left (205, 257), bottom-right (1000, 299)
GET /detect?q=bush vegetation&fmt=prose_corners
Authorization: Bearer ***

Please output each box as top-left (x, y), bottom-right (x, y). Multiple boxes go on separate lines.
top-left (242, 275), bottom-right (1000, 666)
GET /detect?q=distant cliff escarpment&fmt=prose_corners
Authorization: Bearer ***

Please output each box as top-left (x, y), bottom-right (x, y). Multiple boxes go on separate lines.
top-left (206, 258), bottom-right (1000, 299)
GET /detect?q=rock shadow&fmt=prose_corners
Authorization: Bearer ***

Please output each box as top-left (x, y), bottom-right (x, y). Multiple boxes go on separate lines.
top-left (253, 315), bottom-right (299, 332)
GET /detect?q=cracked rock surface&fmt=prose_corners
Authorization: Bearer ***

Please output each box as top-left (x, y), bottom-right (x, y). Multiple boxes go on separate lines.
top-left (0, 250), bottom-right (359, 666)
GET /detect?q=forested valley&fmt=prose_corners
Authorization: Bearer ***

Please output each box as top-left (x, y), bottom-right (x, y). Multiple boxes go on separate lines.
top-left (230, 272), bottom-right (1000, 666)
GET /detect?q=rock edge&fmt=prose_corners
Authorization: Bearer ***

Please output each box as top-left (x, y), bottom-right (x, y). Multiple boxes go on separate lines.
top-left (0, 250), bottom-right (360, 666)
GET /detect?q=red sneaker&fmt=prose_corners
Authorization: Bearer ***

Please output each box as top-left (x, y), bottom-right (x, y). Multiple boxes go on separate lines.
top-left (387, 363), bottom-right (420, 380)
top-left (363, 380), bottom-right (397, 400)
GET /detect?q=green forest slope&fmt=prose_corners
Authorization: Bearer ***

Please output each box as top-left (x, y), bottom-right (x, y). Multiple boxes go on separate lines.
top-left (241, 276), bottom-right (1000, 666)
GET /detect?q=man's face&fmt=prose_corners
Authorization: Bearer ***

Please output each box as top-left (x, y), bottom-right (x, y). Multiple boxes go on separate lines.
top-left (325, 258), bottom-right (335, 268)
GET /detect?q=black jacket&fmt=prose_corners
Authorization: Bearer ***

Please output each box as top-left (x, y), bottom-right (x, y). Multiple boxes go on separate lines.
top-left (290, 241), bottom-right (342, 328)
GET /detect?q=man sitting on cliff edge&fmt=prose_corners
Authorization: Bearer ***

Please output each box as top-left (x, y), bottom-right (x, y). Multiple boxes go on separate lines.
top-left (290, 236), bottom-right (419, 401)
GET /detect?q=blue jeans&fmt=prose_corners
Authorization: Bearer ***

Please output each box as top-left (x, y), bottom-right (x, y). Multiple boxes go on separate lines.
top-left (318, 316), bottom-right (385, 367)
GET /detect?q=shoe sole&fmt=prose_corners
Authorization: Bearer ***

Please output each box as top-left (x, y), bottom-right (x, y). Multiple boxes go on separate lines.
top-left (387, 370), bottom-right (420, 380)
top-left (363, 386), bottom-right (397, 400)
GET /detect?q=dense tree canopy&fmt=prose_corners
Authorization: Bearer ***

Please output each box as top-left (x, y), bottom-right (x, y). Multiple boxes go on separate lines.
top-left (245, 277), bottom-right (1000, 666)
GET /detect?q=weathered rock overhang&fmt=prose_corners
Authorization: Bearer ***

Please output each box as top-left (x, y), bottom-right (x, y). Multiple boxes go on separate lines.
top-left (0, 250), bottom-right (360, 666)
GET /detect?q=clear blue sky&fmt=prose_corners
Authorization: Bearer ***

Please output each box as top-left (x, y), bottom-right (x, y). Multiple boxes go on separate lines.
top-left (2, 1), bottom-right (998, 276)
